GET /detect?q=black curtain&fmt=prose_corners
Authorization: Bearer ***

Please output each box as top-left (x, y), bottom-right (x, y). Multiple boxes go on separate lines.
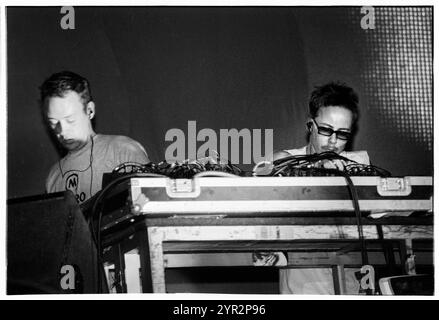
top-left (7, 7), bottom-right (432, 198)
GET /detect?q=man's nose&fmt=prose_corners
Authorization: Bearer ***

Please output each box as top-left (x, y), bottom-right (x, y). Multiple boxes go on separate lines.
top-left (328, 132), bottom-right (337, 144)
top-left (55, 122), bottom-right (68, 137)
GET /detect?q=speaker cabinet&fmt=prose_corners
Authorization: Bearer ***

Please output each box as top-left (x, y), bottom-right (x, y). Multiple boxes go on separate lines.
top-left (7, 191), bottom-right (102, 294)
top-left (379, 274), bottom-right (434, 295)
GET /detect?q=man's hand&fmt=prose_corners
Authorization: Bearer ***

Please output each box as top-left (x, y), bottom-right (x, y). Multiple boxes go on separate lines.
top-left (252, 252), bottom-right (287, 266)
top-left (319, 159), bottom-right (348, 171)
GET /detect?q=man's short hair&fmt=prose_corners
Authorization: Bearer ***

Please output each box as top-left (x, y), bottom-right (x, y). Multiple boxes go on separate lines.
top-left (40, 71), bottom-right (93, 108)
top-left (308, 82), bottom-right (359, 123)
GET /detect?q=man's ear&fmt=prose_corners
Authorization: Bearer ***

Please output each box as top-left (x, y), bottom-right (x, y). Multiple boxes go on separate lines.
top-left (306, 119), bottom-right (313, 132)
top-left (86, 101), bottom-right (96, 119)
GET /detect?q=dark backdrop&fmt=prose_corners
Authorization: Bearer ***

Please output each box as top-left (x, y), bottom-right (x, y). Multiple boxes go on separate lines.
top-left (7, 7), bottom-right (433, 198)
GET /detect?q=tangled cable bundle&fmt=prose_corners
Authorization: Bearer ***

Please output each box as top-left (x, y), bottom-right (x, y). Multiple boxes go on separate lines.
top-left (113, 152), bottom-right (391, 178)
top-left (112, 157), bottom-right (243, 178)
top-left (270, 151), bottom-right (391, 177)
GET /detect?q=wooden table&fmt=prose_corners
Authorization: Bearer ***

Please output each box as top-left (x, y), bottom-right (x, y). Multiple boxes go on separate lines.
top-left (104, 214), bottom-right (433, 293)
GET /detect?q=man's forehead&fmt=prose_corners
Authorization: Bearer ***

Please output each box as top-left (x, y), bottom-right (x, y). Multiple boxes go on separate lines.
top-left (317, 106), bottom-right (353, 118)
top-left (316, 106), bottom-right (353, 127)
top-left (46, 91), bottom-right (85, 117)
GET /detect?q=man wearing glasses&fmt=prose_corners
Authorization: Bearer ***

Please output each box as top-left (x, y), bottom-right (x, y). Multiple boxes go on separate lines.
top-left (275, 82), bottom-right (370, 294)
top-left (273, 81), bottom-right (369, 168)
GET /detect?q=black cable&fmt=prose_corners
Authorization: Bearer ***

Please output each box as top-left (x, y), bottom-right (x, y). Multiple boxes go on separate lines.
top-left (336, 170), bottom-right (369, 266)
top-left (269, 151), bottom-right (387, 268)
top-left (270, 151), bottom-right (390, 178)
top-left (89, 172), bottom-right (166, 293)
top-left (301, 167), bottom-right (368, 266)
top-left (267, 152), bottom-right (386, 294)
top-left (89, 136), bottom-right (94, 199)
top-left (58, 134), bottom-right (95, 178)
top-left (112, 159), bottom-right (243, 179)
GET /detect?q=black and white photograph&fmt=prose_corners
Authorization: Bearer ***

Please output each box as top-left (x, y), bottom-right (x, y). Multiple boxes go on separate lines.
top-left (3, 3), bottom-right (435, 301)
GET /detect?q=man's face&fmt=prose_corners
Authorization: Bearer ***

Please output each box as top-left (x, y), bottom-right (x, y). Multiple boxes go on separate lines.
top-left (308, 106), bottom-right (354, 154)
top-left (46, 91), bottom-right (93, 152)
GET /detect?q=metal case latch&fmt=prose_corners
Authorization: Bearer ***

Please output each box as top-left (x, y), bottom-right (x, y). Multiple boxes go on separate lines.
top-left (166, 178), bottom-right (201, 198)
top-left (377, 177), bottom-right (412, 196)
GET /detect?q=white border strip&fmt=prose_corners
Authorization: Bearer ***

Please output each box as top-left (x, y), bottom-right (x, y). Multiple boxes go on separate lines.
top-left (132, 176), bottom-right (432, 188)
top-left (139, 199), bottom-right (432, 213)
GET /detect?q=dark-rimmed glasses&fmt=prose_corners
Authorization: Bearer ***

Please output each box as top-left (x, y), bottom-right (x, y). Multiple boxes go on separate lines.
top-left (311, 119), bottom-right (352, 141)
